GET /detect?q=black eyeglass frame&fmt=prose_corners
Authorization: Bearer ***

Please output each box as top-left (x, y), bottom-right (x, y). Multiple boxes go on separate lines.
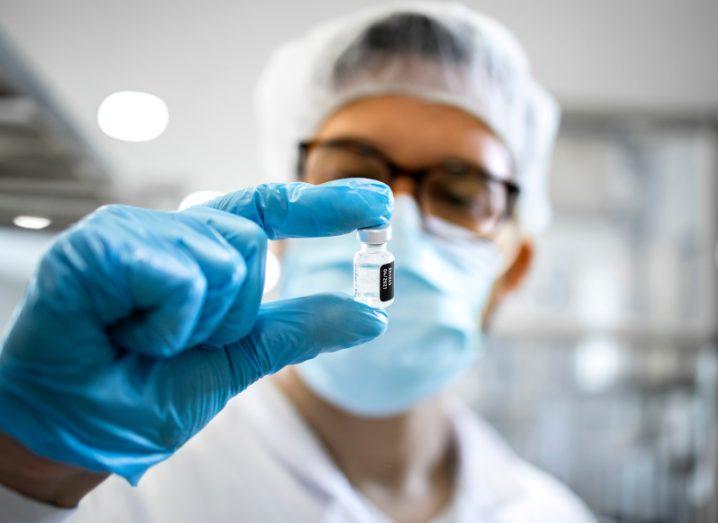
top-left (297, 138), bottom-right (520, 222)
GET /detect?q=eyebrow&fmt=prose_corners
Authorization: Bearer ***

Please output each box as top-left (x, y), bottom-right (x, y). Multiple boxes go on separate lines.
top-left (314, 135), bottom-right (515, 183)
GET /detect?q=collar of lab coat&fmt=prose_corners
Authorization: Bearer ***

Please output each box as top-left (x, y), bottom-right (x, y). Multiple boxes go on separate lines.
top-left (443, 398), bottom-right (525, 517)
top-left (239, 379), bottom-right (525, 519)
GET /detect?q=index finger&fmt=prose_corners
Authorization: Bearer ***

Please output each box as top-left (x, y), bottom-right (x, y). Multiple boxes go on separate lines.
top-left (203, 178), bottom-right (393, 239)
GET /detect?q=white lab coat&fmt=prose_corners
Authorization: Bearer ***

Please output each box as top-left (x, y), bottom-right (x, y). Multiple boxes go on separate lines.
top-left (1, 379), bottom-right (596, 523)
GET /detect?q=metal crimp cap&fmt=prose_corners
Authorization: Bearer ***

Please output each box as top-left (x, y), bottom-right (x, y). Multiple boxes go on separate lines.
top-left (357, 224), bottom-right (392, 244)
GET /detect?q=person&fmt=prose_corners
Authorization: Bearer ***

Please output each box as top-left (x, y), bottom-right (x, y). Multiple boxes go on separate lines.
top-left (0, 2), bottom-right (597, 522)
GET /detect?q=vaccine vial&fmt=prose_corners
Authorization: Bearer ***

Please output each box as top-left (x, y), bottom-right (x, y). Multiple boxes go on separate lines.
top-left (354, 225), bottom-right (394, 308)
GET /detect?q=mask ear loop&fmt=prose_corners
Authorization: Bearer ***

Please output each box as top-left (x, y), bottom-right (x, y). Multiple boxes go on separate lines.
top-left (480, 219), bottom-right (529, 332)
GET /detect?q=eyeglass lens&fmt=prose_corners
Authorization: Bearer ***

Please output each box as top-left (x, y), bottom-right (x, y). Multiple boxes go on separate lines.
top-left (303, 142), bottom-right (512, 235)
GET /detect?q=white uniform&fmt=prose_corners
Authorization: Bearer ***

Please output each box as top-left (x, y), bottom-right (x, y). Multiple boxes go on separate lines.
top-left (1, 380), bottom-right (596, 523)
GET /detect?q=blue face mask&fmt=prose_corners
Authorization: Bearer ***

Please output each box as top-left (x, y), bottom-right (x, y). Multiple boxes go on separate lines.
top-left (278, 195), bottom-right (503, 417)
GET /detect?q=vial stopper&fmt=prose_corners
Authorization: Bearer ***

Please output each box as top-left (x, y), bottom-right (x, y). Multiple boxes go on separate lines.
top-left (357, 225), bottom-right (392, 244)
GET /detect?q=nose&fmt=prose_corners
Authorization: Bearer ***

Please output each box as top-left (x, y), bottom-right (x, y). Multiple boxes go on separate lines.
top-left (391, 175), bottom-right (418, 198)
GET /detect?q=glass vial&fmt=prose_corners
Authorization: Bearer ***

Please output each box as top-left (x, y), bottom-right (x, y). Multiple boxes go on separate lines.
top-left (354, 225), bottom-right (394, 308)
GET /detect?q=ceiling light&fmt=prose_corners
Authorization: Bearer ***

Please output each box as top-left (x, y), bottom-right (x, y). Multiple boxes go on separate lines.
top-left (178, 190), bottom-right (224, 211)
top-left (13, 215), bottom-right (52, 230)
top-left (97, 91), bottom-right (169, 142)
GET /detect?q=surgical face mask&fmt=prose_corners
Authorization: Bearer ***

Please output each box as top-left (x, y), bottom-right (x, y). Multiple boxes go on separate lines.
top-left (278, 195), bottom-right (503, 417)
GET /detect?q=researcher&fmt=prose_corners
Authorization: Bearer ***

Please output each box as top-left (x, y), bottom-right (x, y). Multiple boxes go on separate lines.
top-left (0, 2), bottom-right (597, 522)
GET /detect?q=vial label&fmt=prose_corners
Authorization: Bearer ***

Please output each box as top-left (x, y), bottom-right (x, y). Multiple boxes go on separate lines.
top-left (354, 257), bottom-right (394, 308)
top-left (380, 262), bottom-right (394, 302)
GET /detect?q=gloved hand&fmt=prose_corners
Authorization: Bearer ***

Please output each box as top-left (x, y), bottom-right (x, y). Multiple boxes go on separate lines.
top-left (0, 179), bottom-right (392, 484)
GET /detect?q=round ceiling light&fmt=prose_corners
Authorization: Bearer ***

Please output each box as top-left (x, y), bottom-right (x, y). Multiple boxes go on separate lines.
top-left (13, 215), bottom-right (52, 230)
top-left (97, 90), bottom-right (169, 142)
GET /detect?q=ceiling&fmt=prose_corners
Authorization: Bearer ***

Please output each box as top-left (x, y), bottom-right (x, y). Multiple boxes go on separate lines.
top-left (0, 30), bottom-right (110, 230)
top-left (0, 0), bottom-right (717, 216)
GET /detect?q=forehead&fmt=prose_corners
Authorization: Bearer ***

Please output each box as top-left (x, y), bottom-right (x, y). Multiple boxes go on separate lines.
top-left (314, 95), bottom-right (513, 179)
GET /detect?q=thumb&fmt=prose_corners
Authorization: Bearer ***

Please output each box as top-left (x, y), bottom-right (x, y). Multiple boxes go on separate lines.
top-left (226, 293), bottom-right (388, 389)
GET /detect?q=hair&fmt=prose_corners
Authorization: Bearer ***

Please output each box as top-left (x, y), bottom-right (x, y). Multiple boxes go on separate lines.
top-left (332, 12), bottom-right (470, 87)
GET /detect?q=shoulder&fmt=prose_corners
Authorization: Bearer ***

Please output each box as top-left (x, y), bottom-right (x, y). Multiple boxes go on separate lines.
top-left (506, 460), bottom-right (597, 522)
top-left (449, 402), bottom-right (597, 522)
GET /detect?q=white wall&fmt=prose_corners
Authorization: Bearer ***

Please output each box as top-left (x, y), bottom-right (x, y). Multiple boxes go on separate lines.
top-left (1, 0), bottom-right (716, 200)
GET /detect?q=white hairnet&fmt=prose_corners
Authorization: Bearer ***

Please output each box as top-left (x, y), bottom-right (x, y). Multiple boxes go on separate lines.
top-left (254, 1), bottom-right (560, 234)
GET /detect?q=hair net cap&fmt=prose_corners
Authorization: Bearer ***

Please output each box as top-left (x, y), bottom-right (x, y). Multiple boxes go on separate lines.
top-left (255, 1), bottom-right (560, 234)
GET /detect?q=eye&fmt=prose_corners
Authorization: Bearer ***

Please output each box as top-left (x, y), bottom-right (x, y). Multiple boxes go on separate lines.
top-left (431, 183), bottom-right (474, 207)
top-left (304, 143), bottom-right (392, 183)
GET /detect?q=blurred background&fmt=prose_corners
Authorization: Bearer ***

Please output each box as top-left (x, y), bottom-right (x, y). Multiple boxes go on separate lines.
top-left (0, 1), bottom-right (716, 521)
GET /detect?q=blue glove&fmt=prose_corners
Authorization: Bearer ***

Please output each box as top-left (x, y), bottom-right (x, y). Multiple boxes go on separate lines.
top-left (0, 179), bottom-right (392, 484)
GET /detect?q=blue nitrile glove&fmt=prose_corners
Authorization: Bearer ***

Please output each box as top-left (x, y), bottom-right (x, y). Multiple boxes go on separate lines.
top-left (0, 179), bottom-right (392, 484)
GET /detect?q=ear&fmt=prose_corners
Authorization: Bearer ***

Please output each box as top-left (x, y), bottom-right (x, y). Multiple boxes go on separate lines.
top-left (498, 239), bottom-right (534, 295)
top-left (481, 239), bottom-right (534, 330)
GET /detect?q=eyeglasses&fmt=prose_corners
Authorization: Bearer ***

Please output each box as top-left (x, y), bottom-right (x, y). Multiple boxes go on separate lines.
top-left (297, 138), bottom-right (519, 237)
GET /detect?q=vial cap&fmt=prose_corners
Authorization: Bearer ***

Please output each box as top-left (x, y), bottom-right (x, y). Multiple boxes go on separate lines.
top-left (357, 225), bottom-right (392, 243)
